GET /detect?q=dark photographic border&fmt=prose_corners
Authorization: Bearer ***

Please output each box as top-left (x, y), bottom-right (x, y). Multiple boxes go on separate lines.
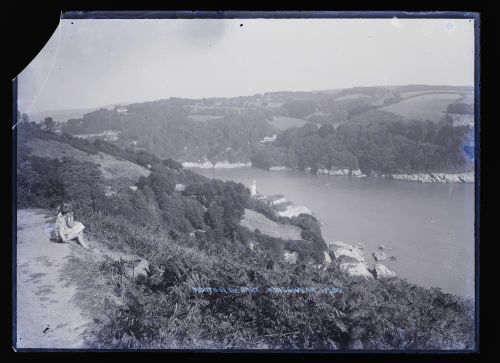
top-left (6, 3), bottom-right (488, 361)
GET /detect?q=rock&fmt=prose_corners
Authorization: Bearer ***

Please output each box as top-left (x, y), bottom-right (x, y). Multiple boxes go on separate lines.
top-left (356, 243), bottom-right (365, 250)
top-left (339, 262), bottom-right (374, 279)
top-left (277, 205), bottom-right (313, 218)
top-left (323, 251), bottom-right (332, 265)
top-left (372, 251), bottom-right (387, 262)
top-left (283, 250), bottom-right (299, 264)
top-left (133, 259), bottom-right (150, 278)
top-left (378, 245), bottom-right (385, 250)
top-left (326, 240), bottom-right (351, 250)
top-left (373, 263), bottom-right (396, 279)
top-left (334, 246), bottom-right (365, 263)
top-left (347, 338), bottom-right (364, 350)
top-left (351, 169), bottom-right (366, 177)
top-left (390, 172), bottom-right (474, 184)
top-left (389, 256), bottom-right (397, 261)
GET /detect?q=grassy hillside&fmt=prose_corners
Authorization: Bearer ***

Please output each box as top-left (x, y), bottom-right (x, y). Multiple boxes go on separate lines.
top-left (15, 120), bottom-right (475, 350)
top-left (269, 116), bottom-right (311, 131)
top-left (26, 137), bottom-right (150, 182)
top-left (240, 208), bottom-right (302, 240)
top-left (380, 93), bottom-right (463, 122)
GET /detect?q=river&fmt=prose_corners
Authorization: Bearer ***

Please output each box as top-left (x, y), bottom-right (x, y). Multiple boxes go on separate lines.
top-left (190, 167), bottom-right (475, 299)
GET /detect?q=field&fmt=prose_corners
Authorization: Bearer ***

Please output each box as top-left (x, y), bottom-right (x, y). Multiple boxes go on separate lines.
top-left (269, 116), bottom-right (311, 130)
top-left (379, 93), bottom-right (462, 122)
top-left (239, 209), bottom-right (302, 240)
top-left (26, 138), bottom-right (150, 182)
top-left (399, 90), bottom-right (468, 99)
top-left (187, 114), bottom-right (224, 122)
top-left (335, 93), bottom-right (371, 101)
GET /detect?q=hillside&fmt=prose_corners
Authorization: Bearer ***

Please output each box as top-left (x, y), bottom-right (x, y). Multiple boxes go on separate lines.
top-left (28, 104), bottom-right (117, 124)
top-left (380, 93), bottom-right (463, 122)
top-left (26, 137), bottom-right (150, 182)
top-left (28, 85), bottom-right (473, 170)
top-left (15, 120), bottom-right (475, 350)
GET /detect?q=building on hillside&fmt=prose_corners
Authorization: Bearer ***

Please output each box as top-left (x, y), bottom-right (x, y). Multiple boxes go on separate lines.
top-left (175, 183), bottom-right (187, 192)
top-left (260, 134), bottom-right (277, 144)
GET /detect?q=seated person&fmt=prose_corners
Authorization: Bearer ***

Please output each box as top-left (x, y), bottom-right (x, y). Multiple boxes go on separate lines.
top-left (52, 202), bottom-right (89, 248)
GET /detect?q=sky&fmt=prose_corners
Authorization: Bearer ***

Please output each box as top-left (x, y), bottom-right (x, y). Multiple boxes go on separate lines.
top-left (17, 17), bottom-right (475, 114)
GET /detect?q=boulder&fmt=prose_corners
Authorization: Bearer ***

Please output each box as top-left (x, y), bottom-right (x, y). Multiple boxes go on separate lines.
top-left (326, 240), bottom-right (352, 250)
top-left (334, 246), bottom-right (365, 263)
top-left (133, 259), bottom-right (150, 278)
top-left (339, 262), bottom-right (374, 279)
top-left (372, 251), bottom-right (387, 262)
top-left (283, 250), bottom-right (299, 264)
top-left (373, 263), bottom-right (396, 279)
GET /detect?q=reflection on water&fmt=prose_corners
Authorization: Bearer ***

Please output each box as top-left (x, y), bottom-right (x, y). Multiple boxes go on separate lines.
top-left (191, 167), bottom-right (475, 299)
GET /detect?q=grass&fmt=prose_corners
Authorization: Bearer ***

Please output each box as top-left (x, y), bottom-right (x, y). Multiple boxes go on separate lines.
top-left (269, 116), bottom-right (311, 131)
top-left (187, 114), bottom-right (224, 122)
top-left (380, 93), bottom-right (462, 122)
top-left (26, 137), bottom-right (150, 182)
top-left (399, 90), bottom-right (467, 99)
top-left (240, 209), bottom-right (302, 240)
top-left (335, 94), bottom-right (370, 101)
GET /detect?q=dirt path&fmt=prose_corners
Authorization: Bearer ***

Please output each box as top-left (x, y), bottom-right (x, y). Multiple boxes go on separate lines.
top-left (16, 209), bottom-right (95, 349)
top-left (15, 208), bottom-right (150, 350)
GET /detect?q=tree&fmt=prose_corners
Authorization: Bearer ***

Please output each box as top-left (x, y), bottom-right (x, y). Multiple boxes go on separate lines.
top-left (43, 117), bottom-right (57, 133)
top-left (317, 124), bottom-right (335, 138)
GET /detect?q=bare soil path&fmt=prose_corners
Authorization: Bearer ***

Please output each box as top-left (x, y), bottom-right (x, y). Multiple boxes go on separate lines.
top-left (15, 209), bottom-right (96, 349)
top-left (15, 208), bottom-right (150, 350)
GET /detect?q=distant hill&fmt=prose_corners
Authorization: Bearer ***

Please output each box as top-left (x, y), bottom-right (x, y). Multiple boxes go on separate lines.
top-left (27, 104), bottom-right (118, 124)
top-left (33, 84), bottom-right (474, 168)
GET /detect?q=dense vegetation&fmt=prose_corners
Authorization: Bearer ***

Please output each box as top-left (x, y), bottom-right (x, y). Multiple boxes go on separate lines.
top-left (447, 102), bottom-right (474, 115)
top-left (252, 118), bottom-right (474, 174)
top-left (16, 118), bottom-right (475, 350)
top-left (50, 85), bottom-right (474, 176)
top-left (61, 101), bottom-right (276, 163)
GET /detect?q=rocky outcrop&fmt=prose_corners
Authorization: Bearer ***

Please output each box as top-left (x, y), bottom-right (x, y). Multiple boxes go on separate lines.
top-left (372, 251), bottom-right (387, 262)
top-left (388, 171), bottom-right (474, 183)
top-left (327, 241), bottom-right (365, 263)
top-left (327, 241), bottom-right (373, 279)
top-left (269, 166), bottom-right (292, 171)
top-left (318, 168), bottom-right (350, 176)
top-left (339, 262), bottom-right (374, 279)
top-left (182, 160), bottom-right (251, 168)
top-left (277, 205), bottom-right (313, 218)
top-left (317, 168), bottom-right (367, 177)
top-left (323, 251), bottom-right (332, 265)
top-left (372, 263), bottom-right (397, 279)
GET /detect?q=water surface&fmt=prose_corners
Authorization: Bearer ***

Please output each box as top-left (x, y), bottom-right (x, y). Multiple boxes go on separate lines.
top-left (192, 167), bottom-right (475, 298)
